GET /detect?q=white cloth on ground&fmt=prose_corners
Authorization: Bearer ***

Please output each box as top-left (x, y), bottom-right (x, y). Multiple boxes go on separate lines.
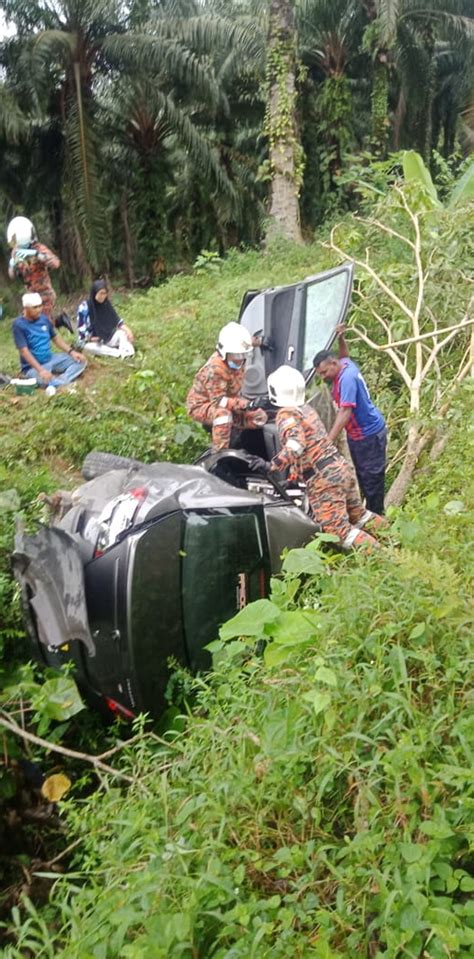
top-left (83, 328), bottom-right (135, 358)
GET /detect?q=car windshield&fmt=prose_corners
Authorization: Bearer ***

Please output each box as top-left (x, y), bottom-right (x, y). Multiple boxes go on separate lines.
top-left (182, 510), bottom-right (265, 671)
top-left (302, 272), bottom-right (350, 370)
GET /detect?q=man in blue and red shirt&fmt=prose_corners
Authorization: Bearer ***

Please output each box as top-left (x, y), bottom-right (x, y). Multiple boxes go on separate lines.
top-left (313, 329), bottom-right (386, 514)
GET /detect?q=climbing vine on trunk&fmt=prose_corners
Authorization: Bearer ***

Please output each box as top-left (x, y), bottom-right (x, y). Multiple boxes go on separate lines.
top-left (264, 0), bottom-right (304, 243)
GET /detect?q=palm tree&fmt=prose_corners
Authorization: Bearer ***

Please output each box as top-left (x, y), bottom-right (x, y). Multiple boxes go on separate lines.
top-left (0, 0), bottom-right (246, 272)
top-left (265, 0), bottom-right (303, 242)
top-left (296, 0), bottom-right (367, 216)
top-left (361, 0), bottom-right (474, 158)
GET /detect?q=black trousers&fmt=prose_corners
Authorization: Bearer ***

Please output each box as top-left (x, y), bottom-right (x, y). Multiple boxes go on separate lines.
top-left (348, 427), bottom-right (387, 515)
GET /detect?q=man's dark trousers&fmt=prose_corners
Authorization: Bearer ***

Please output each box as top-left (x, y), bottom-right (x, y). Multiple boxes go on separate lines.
top-left (348, 426), bottom-right (387, 514)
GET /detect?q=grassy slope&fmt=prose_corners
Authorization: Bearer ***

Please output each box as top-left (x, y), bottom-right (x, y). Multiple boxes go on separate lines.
top-left (4, 387), bottom-right (473, 959)
top-left (0, 243), bottom-right (473, 958)
top-left (0, 242), bottom-right (337, 483)
top-left (0, 240), bottom-right (335, 659)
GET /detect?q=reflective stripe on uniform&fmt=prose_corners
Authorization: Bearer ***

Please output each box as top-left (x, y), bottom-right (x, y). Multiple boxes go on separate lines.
top-left (355, 509), bottom-right (373, 528)
top-left (342, 527), bottom-right (360, 547)
top-left (213, 414), bottom-right (233, 425)
top-left (285, 438), bottom-right (304, 455)
top-left (219, 396), bottom-right (229, 407)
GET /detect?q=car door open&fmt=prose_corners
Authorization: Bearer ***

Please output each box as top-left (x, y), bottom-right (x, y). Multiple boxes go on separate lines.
top-left (240, 262), bottom-right (354, 397)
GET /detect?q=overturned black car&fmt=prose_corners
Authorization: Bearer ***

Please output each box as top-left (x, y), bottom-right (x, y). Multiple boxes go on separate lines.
top-left (13, 453), bottom-right (318, 719)
top-left (13, 264), bottom-right (354, 719)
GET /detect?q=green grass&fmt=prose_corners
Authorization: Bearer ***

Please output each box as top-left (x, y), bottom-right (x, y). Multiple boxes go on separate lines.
top-left (0, 229), bottom-right (473, 958)
top-left (0, 241), bottom-right (333, 479)
top-left (2, 385), bottom-right (472, 959)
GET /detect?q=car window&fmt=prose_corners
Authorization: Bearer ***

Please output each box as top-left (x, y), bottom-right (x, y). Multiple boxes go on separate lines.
top-left (302, 271), bottom-right (351, 371)
top-left (239, 291), bottom-right (265, 334)
top-left (182, 510), bottom-right (265, 671)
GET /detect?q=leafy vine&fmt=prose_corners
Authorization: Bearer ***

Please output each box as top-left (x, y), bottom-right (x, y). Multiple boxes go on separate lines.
top-left (262, 40), bottom-right (305, 192)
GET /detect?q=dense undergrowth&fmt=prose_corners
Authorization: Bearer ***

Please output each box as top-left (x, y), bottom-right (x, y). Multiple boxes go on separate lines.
top-left (1, 385), bottom-right (472, 958)
top-left (0, 195), bottom-right (473, 956)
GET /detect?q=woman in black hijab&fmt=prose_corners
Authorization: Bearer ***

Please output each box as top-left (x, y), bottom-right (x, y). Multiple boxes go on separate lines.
top-left (77, 280), bottom-right (135, 357)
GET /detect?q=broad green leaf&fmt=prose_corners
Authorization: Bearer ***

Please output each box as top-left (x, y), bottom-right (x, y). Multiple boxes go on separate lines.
top-left (314, 666), bottom-right (337, 687)
top-left (205, 640), bottom-right (223, 652)
top-left (303, 690), bottom-right (331, 717)
top-left (270, 610), bottom-right (319, 646)
top-left (282, 548), bottom-right (325, 577)
top-left (219, 599), bottom-right (280, 641)
top-left (448, 160), bottom-right (474, 208)
top-left (402, 150), bottom-right (440, 205)
top-left (459, 875), bottom-right (474, 892)
top-left (264, 643), bottom-right (291, 667)
top-left (399, 843), bottom-right (423, 863)
top-left (33, 675), bottom-right (84, 722)
top-left (409, 623), bottom-right (426, 640)
top-left (419, 821), bottom-right (454, 839)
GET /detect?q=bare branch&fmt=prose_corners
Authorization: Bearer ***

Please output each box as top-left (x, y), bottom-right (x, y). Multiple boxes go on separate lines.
top-left (351, 324), bottom-right (412, 387)
top-left (355, 215), bottom-right (416, 251)
top-left (421, 326), bottom-right (464, 380)
top-left (378, 316), bottom-right (474, 350)
top-left (0, 711), bottom-right (136, 785)
top-left (325, 229), bottom-right (414, 322)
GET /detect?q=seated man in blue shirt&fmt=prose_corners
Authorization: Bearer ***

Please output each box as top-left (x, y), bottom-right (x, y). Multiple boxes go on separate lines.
top-left (313, 328), bottom-right (386, 514)
top-left (12, 292), bottom-right (86, 389)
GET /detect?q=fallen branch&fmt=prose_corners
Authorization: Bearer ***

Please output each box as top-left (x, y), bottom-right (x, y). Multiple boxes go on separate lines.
top-left (0, 711), bottom-right (136, 785)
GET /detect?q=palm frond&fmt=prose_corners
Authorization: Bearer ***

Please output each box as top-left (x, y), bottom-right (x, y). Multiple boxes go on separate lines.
top-left (103, 32), bottom-right (223, 110)
top-left (0, 84), bottom-right (29, 141)
top-left (63, 95), bottom-right (106, 270)
top-left (151, 14), bottom-right (265, 64)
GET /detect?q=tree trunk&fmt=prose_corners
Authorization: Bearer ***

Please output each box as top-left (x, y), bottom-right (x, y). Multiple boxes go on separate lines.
top-left (371, 54), bottom-right (390, 157)
top-left (385, 422), bottom-right (422, 507)
top-left (121, 192), bottom-right (135, 289)
top-left (265, 0), bottom-right (303, 244)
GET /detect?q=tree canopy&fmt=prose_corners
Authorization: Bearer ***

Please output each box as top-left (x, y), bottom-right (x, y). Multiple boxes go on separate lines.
top-left (0, 0), bottom-right (473, 280)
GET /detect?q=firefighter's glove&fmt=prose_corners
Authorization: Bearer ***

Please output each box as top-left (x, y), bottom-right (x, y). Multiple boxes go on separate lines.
top-left (253, 331), bottom-right (275, 352)
top-left (15, 248), bottom-right (37, 262)
top-left (247, 456), bottom-right (271, 475)
top-left (233, 396), bottom-right (250, 411)
top-left (247, 395), bottom-right (267, 410)
top-left (252, 408), bottom-right (268, 426)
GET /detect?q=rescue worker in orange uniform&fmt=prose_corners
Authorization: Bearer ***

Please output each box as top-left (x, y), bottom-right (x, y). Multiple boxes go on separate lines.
top-left (7, 216), bottom-right (60, 320)
top-left (264, 366), bottom-right (384, 549)
top-left (186, 322), bottom-right (268, 451)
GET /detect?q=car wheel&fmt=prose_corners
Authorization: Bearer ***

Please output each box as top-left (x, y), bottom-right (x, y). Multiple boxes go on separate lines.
top-left (82, 451), bottom-right (143, 480)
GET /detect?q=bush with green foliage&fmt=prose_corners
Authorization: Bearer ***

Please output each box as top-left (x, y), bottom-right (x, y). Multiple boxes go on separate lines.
top-left (0, 193), bottom-right (472, 953)
top-left (1, 383), bottom-right (472, 958)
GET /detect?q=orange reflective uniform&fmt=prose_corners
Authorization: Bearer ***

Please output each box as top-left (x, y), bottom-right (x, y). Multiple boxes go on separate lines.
top-left (270, 404), bottom-right (373, 544)
top-left (12, 242), bottom-right (60, 319)
top-left (186, 352), bottom-right (264, 451)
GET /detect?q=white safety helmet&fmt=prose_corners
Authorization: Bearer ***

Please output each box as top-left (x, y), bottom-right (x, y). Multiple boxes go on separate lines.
top-left (216, 321), bottom-right (253, 360)
top-left (268, 365), bottom-right (306, 407)
top-left (7, 216), bottom-right (36, 248)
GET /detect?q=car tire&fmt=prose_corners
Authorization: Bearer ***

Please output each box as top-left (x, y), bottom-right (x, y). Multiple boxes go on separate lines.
top-left (82, 451), bottom-right (143, 480)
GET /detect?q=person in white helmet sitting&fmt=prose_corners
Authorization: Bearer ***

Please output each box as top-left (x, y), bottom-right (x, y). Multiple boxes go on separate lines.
top-left (12, 293), bottom-right (86, 389)
top-left (7, 217), bottom-right (60, 321)
top-left (186, 322), bottom-right (268, 451)
top-left (261, 365), bottom-right (384, 549)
